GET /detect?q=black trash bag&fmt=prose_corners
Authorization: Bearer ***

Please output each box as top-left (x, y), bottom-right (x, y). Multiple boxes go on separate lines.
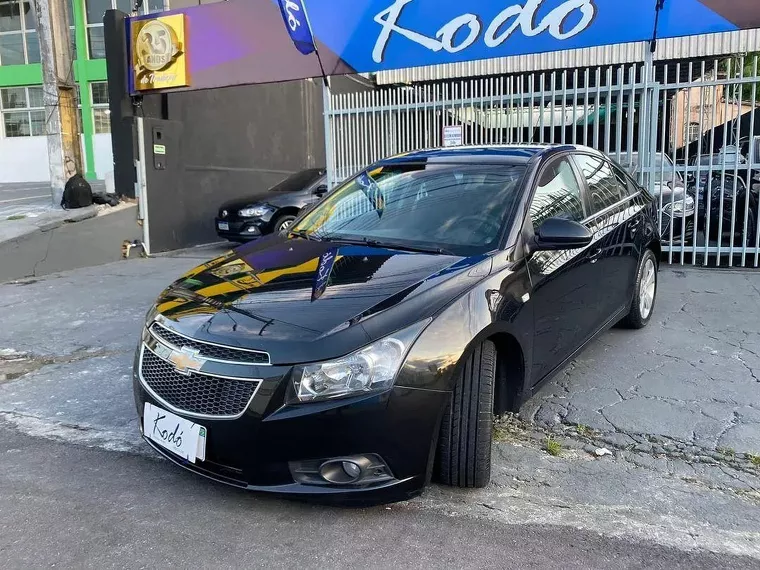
top-left (61, 174), bottom-right (93, 210)
top-left (92, 192), bottom-right (120, 207)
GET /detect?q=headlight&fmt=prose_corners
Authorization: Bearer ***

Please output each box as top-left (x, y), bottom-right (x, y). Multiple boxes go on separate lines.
top-left (291, 320), bottom-right (430, 403)
top-left (238, 205), bottom-right (272, 217)
top-left (664, 195), bottom-right (694, 215)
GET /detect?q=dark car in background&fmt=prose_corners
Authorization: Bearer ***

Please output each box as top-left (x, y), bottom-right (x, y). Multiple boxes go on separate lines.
top-left (615, 152), bottom-right (695, 245)
top-left (216, 168), bottom-right (327, 242)
top-left (686, 155), bottom-right (758, 246)
top-left (135, 144), bottom-right (660, 504)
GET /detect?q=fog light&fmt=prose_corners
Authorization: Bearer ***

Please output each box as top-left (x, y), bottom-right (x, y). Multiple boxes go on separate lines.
top-left (289, 454), bottom-right (395, 487)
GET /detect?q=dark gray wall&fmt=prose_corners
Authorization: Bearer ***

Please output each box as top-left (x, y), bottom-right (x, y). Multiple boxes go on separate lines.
top-left (104, 7), bottom-right (373, 252)
top-left (141, 75), bottom-right (372, 252)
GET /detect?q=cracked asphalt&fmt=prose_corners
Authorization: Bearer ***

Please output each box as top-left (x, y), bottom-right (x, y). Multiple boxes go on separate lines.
top-left (0, 251), bottom-right (759, 564)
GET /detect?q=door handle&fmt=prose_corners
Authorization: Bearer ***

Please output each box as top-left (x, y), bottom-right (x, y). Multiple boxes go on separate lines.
top-left (589, 247), bottom-right (603, 263)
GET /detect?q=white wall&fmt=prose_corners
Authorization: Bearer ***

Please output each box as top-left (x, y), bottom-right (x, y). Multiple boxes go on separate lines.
top-left (0, 136), bottom-right (49, 183)
top-left (0, 134), bottom-right (114, 183)
top-left (92, 134), bottom-right (114, 180)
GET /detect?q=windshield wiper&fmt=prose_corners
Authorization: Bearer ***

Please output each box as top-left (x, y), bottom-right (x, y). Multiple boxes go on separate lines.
top-left (331, 236), bottom-right (455, 256)
top-left (289, 229), bottom-right (328, 242)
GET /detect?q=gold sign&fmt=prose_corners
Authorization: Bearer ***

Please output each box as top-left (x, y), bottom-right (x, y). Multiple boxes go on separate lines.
top-left (131, 14), bottom-right (189, 91)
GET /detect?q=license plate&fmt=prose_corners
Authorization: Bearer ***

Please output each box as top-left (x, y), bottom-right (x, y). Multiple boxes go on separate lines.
top-left (217, 221), bottom-right (229, 231)
top-left (143, 402), bottom-right (207, 463)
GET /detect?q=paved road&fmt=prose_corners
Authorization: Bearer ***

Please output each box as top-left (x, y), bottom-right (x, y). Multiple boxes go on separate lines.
top-left (0, 251), bottom-right (759, 565)
top-left (1, 428), bottom-right (754, 570)
top-left (0, 182), bottom-right (54, 219)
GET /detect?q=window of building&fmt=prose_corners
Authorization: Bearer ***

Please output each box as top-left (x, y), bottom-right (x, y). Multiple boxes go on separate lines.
top-left (0, 0), bottom-right (43, 65)
top-left (85, 0), bottom-right (164, 59)
top-left (90, 81), bottom-right (110, 133)
top-left (686, 122), bottom-right (701, 144)
top-left (573, 154), bottom-right (626, 215)
top-left (0, 86), bottom-right (45, 136)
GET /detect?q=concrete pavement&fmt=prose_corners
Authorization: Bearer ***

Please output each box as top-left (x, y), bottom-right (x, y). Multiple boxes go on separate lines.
top-left (0, 182), bottom-right (140, 283)
top-left (0, 252), bottom-right (759, 564)
top-left (1, 427), bottom-right (755, 570)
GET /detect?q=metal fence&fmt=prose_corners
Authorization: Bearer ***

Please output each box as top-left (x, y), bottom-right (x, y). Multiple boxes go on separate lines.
top-left (326, 55), bottom-right (760, 268)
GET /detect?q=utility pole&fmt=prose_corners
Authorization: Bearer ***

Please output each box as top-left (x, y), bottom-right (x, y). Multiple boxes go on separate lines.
top-left (33, 0), bottom-right (83, 206)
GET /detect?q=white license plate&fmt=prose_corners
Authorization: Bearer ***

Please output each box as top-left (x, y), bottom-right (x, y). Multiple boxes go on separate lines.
top-left (217, 221), bottom-right (230, 231)
top-left (144, 402), bottom-right (207, 463)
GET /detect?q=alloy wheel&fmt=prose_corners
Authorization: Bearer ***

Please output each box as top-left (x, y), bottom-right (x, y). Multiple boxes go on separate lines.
top-left (639, 258), bottom-right (656, 319)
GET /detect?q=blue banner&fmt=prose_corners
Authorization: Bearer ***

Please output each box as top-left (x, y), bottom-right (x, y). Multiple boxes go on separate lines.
top-left (276, 0), bottom-right (316, 56)
top-left (126, 0), bottom-right (760, 92)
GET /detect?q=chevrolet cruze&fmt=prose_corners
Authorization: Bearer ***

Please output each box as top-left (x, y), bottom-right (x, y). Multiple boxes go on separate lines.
top-left (134, 144), bottom-right (660, 503)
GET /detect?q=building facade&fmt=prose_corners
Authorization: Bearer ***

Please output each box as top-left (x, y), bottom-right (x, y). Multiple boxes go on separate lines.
top-left (0, 0), bottom-right (163, 183)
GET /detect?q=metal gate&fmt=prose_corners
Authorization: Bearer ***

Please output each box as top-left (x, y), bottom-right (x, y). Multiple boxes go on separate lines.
top-left (326, 56), bottom-right (760, 268)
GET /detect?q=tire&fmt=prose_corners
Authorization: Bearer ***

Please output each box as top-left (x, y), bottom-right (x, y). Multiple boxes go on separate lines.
top-left (273, 214), bottom-right (297, 232)
top-left (436, 340), bottom-right (496, 488)
top-left (621, 249), bottom-right (658, 329)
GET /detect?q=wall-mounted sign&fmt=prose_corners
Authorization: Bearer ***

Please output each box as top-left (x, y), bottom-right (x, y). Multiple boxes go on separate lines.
top-left (130, 13), bottom-right (189, 91)
top-left (442, 125), bottom-right (463, 148)
top-left (124, 0), bottom-right (760, 94)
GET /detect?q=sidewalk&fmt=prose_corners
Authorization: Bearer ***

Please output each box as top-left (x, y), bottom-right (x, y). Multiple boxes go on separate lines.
top-left (0, 199), bottom-right (141, 283)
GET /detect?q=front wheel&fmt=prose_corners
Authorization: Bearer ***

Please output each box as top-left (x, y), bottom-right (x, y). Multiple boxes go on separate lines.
top-left (622, 249), bottom-right (658, 329)
top-left (273, 214), bottom-right (297, 233)
top-left (436, 341), bottom-right (496, 488)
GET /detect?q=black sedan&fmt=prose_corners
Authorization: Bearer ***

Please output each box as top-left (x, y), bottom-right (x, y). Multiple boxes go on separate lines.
top-left (134, 145), bottom-right (660, 504)
top-left (216, 168), bottom-right (327, 242)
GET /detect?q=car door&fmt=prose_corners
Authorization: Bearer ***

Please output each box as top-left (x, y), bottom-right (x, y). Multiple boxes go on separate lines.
top-left (526, 155), bottom-right (601, 385)
top-left (572, 154), bottom-right (641, 330)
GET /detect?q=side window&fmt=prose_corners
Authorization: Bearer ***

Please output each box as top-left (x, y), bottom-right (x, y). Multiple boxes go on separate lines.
top-left (574, 155), bottom-right (626, 214)
top-left (611, 163), bottom-right (639, 197)
top-left (529, 157), bottom-right (585, 228)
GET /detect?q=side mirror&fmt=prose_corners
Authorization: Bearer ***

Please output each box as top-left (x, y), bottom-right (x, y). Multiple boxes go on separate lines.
top-left (314, 184), bottom-right (328, 197)
top-left (533, 217), bottom-right (593, 251)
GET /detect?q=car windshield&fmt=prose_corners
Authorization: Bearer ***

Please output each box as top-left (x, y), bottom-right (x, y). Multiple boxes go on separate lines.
top-left (617, 153), bottom-right (681, 184)
top-left (290, 163), bottom-right (526, 256)
top-left (270, 169), bottom-right (324, 192)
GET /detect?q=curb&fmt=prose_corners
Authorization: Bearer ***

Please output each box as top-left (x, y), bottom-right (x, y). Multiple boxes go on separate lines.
top-left (37, 206), bottom-right (99, 232)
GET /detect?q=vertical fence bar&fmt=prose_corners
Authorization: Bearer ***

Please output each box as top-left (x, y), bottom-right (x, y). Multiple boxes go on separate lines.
top-left (615, 66), bottom-right (625, 160)
top-left (728, 57), bottom-right (744, 265)
top-left (593, 68), bottom-right (602, 150)
top-left (716, 58), bottom-right (732, 266)
top-left (705, 73), bottom-right (718, 266)
top-left (657, 80), bottom-right (668, 242)
top-left (583, 68), bottom-right (590, 147)
top-left (679, 62), bottom-right (693, 263)
top-left (561, 70), bottom-right (568, 145)
top-left (572, 69), bottom-right (579, 145)
top-left (692, 62), bottom-right (705, 264)
top-left (538, 73), bottom-right (545, 143)
top-left (550, 72), bottom-right (557, 144)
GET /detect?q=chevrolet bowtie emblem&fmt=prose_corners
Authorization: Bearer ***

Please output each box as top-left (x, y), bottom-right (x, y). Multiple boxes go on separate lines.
top-left (167, 346), bottom-right (206, 375)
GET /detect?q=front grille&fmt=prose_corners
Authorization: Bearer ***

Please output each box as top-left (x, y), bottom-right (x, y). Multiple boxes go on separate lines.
top-left (139, 347), bottom-right (261, 418)
top-left (150, 323), bottom-right (269, 365)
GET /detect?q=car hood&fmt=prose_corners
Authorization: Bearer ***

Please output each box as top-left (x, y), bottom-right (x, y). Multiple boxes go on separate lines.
top-left (651, 182), bottom-right (686, 205)
top-left (151, 235), bottom-right (492, 364)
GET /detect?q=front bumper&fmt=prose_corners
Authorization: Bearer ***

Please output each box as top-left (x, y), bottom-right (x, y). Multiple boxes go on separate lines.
top-left (132, 345), bottom-right (447, 504)
top-left (214, 217), bottom-right (273, 242)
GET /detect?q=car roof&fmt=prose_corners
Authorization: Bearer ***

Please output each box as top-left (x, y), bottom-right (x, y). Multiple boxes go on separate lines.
top-left (376, 144), bottom-right (604, 166)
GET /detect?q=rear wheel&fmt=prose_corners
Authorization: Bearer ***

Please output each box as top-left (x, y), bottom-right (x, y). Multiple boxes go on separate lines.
top-left (622, 249), bottom-right (658, 329)
top-left (436, 341), bottom-right (496, 488)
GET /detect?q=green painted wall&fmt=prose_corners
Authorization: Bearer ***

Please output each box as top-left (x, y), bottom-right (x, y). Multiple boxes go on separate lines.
top-left (0, 0), bottom-right (108, 180)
